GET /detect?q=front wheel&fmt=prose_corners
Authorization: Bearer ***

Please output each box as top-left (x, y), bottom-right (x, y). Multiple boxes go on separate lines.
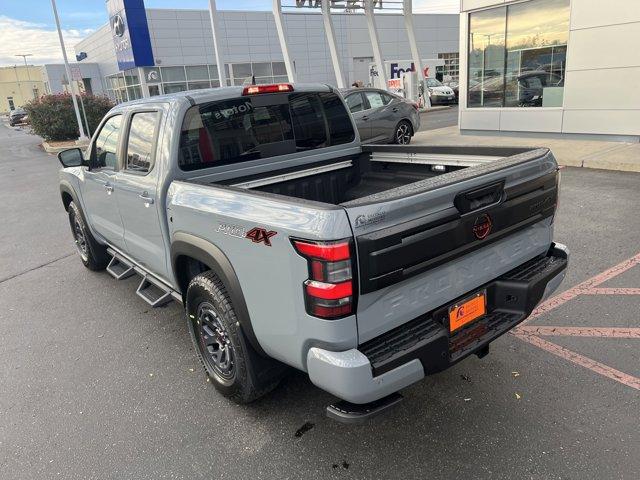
top-left (68, 201), bottom-right (109, 271)
top-left (394, 120), bottom-right (413, 145)
top-left (186, 271), bottom-right (283, 403)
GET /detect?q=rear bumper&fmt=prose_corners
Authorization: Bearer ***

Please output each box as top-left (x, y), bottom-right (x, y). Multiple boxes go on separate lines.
top-left (307, 242), bottom-right (569, 404)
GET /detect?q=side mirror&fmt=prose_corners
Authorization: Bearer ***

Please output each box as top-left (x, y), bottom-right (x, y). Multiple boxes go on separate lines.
top-left (58, 148), bottom-right (85, 168)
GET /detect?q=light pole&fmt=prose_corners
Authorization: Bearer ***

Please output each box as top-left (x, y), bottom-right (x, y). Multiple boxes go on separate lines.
top-left (15, 54), bottom-right (35, 99)
top-left (50, 0), bottom-right (87, 140)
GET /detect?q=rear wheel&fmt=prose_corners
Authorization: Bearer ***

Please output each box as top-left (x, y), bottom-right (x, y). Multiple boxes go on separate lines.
top-left (68, 201), bottom-right (109, 271)
top-left (186, 271), bottom-right (283, 403)
top-left (394, 120), bottom-right (413, 145)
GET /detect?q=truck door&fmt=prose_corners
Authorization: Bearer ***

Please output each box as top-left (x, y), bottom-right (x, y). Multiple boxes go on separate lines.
top-left (115, 110), bottom-right (168, 279)
top-left (82, 114), bottom-right (126, 250)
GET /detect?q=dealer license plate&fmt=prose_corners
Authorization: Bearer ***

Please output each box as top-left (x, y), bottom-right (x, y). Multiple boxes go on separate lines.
top-left (448, 291), bottom-right (486, 333)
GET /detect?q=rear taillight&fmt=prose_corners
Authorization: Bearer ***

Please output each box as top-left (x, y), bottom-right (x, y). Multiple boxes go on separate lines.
top-left (292, 238), bottom-right (356, 319)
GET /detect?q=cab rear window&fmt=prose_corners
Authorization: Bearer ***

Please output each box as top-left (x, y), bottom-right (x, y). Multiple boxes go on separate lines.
top-left (178, 92), bottom-right (355, 171)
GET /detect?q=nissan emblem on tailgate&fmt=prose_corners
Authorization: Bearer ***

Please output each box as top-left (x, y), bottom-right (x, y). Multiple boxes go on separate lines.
top-left (472, 214), bottom-right (492, 240)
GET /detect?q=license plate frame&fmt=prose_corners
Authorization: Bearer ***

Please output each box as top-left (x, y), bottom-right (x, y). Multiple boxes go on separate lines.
top-left (448, 291), bottom-right (487, 333)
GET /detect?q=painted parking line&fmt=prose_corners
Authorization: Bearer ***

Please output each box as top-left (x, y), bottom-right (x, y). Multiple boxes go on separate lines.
top-left (583, 287), bottom-right (640, 295)
top-left (517, 326), bottom-right (640, 338)
top-left (519, 251), bottom-right (640, 325)
top-left (511, 251), bottom-right (640, 391)
top-left (513, 331), bottom-right (640, 391)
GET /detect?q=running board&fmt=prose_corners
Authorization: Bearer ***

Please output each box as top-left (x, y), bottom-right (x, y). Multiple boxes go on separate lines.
top-left (136, 275), bottom-right (173, 308)
top-left (106, 255), bottom-right (135, 280)
top-left (326, 393), bottom-right (403, 424)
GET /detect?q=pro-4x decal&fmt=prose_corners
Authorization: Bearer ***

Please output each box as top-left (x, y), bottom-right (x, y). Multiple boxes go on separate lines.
top-left (246, 227), bottom-right (277, 246)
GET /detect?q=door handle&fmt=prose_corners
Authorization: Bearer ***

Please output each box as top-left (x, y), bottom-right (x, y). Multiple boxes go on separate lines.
top-left (138, 192), bottom-right (154, 207)
top-left (362, 115), bottom-right (369, 121)
top-left (104, 182), bottom-right (114, 195)
top-left (393, 107), bottom-right (399, 112)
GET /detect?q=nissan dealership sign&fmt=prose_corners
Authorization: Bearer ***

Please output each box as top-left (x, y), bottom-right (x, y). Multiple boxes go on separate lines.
top-left (106, 0), bottom-right (154, 71)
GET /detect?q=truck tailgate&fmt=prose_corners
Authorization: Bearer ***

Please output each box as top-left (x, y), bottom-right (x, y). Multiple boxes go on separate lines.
top-left (343, 147), bottom-right (559, 343)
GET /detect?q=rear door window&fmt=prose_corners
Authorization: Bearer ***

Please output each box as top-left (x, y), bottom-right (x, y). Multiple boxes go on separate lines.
top-left (124, 112), bottom-right (159, 173)
top-left (179, 91), bottom-right (355, 171)
top-left (364, 91), bottom-right (385, 109)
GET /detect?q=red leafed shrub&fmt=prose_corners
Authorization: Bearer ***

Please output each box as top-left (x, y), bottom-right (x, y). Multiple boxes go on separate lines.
top-left (24, 93), bottom-right (114, 141)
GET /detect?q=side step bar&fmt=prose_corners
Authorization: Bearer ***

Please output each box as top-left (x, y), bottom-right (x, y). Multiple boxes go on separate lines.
top-left (106, 255), bottom-right (135, 280)
top-left (326, 393), bottom-right (404, 424)
top-left (136, 275), bottom-right (173, 307)
top-left (106, 248), bottom-right (181, 307)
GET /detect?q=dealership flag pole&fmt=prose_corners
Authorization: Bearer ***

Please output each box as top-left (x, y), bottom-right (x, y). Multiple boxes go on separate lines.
top-left (403, 0), bottom-right (430, 107)
top-left (364, 0), bottom-right (387, 90)
top-left (50, 0), bottom-right (88, 140)
top-left (321, 0), bottom-right (345, 88)
top-left (272, 0), bottom-right (296, 83)
top-left (208, 0), bottom-right (227, 87)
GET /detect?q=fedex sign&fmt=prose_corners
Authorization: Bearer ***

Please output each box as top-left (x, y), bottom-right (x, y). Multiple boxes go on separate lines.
top-left (390, 62), bottom-right (429, 79)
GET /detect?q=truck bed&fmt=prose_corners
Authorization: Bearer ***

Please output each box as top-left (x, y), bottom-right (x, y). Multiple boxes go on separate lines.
top-left (219, 145), bottom-right (542, 206)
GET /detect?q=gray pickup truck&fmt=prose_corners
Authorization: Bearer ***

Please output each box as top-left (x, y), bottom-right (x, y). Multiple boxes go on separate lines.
top-left (58, 83), bottom-right (568, 422)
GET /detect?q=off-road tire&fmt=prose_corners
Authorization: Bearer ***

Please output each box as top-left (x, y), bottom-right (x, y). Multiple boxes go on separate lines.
top-left (186, 271), bottom-right (283, 403)
top-left (393, 120), bottom-right (413, 145)
top-left (68, 201), bottom-right (109, 271)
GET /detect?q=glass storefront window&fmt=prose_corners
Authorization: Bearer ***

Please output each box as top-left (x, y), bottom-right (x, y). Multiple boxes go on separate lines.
top-left (127, 85), bottom-right (142, 101)
top-left (163, 83), bottom-right (187, 94)
top-left (186, 65), bottom-right (209, 81)
top-left (252, 62), bottom-right (272, 77)
top-left (467, 0), bottom-right (569, 108)
top-left (504, 0), bottom-right (569, 107)
top-left (467, 6), bottom-right (506, 107)
top-left (272, 62), bottom-right (287, 76)
top-left (124, 69), bottom-right (139, 86)
top-left (187, 81), bottom-right (211, 90)
top-left (161, 66), bottom-right (186, 82)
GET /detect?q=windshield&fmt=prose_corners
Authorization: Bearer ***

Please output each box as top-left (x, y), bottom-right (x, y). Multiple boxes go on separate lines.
top-left (426, 78), bottom-right (443, 88)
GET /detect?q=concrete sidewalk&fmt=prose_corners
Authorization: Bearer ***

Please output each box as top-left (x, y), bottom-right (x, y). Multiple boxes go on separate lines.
top-left (413, 125), bottom-right (640, 172)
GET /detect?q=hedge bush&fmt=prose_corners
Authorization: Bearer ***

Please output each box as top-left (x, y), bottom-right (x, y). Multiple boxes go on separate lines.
top-left (24, 93), bottom-right (114, 142)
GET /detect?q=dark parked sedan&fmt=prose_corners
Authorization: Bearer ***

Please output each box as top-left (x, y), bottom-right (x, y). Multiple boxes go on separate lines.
top-left (9, 108), bottom-right (28, 126)
top-left (341, 88), bottom-right (420, 144)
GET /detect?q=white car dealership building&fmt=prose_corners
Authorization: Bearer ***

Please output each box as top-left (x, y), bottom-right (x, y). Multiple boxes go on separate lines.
top-left (74, 2), bottom-right (459, 103)
top-left (74, 0), bottom-right (640, 141)
top-left (459, 0), bottom-right (640, 140)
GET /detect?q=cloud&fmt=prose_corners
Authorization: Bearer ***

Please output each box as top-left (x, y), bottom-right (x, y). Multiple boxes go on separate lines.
top-left (0, 16), bottom-right (94, 66)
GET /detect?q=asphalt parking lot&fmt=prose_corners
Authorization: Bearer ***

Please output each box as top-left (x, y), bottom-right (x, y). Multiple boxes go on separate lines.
top-left (419, 104), bottom-right (458, 131)
top-left (1, 122), bottom-right (638, 479)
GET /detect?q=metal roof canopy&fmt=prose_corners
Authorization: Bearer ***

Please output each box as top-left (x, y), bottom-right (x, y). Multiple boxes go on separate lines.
top-left (272, 0), bottom-right (426, 92)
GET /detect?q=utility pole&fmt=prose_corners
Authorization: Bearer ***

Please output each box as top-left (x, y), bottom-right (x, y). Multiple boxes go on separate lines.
top-left (12, 66), bottom-right (23, 108)
top-left (50, 0), bottom-right (87, 140)
top-left (16, 54), bottom-right (35, 99)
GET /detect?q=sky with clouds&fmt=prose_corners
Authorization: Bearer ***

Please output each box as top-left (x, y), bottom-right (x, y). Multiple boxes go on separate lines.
top-left (0, 0), bottom-right (459, 66)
